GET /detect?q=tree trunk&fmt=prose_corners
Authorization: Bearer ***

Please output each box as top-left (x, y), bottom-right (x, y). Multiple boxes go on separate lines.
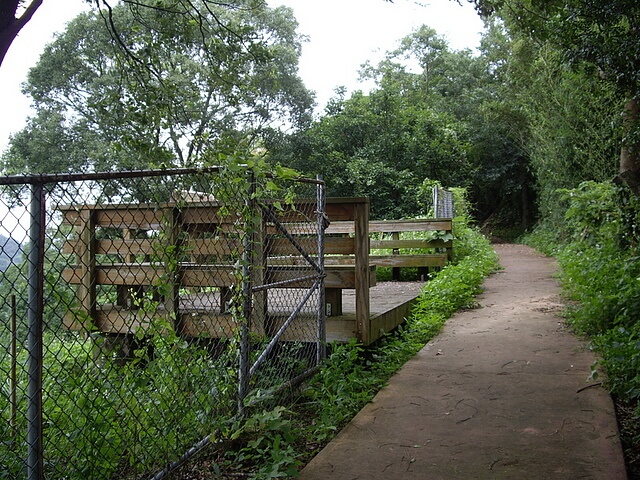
top-left (0, 0), bottom-right (43, 68)
top-left (617, 96), bottom-right (640, 195)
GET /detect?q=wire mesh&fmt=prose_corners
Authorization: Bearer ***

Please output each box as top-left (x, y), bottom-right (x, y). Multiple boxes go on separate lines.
top-left (433, 187), bottom-right (454, 218)
top-left (0, 168), bottom-right (325, 479)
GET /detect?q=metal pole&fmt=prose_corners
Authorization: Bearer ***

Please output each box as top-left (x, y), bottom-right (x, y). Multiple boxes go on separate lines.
top-left (10, 294), bottom-right (17, 438)
top-left (27, 182), bottom-right (45, 480)
top-left (433, 186), bottom-right (439, 218)
top-left (316, 176), bottom-right (326, 364)
top-left (238, 171), bottom-right (255, 415)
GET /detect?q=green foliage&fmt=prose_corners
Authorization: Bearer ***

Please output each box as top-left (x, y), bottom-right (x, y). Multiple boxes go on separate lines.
top-left (267, 22), bottom-right (539, 227)
top-left (0, 330), bottom-right (239, 479)
top-left (482, 0), bottom-right (640, 96)
top-left (547, 182), bottom-right (639, 336)
top-left (267, 28), bottom-right (487, 220)
top-left (592, 326), bottom-right (640, 403)
top-left (524, 181), bottom-right (640, 432)
top-left (2, 1), bottom-right (313, 174)
top-left (225, 407), bottom-right (301, 478)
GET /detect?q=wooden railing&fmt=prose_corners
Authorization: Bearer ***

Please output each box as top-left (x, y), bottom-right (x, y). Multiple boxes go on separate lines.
top-left (58, 197), bottom-right (452, 345)
top-left (322, 204), bottom-right (453, 335)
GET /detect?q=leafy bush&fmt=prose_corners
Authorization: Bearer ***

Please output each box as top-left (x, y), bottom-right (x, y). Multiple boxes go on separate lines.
top-left (592, 326), bottom-right (640, 404)
top-left (525, 180), bottom-right (640, 424)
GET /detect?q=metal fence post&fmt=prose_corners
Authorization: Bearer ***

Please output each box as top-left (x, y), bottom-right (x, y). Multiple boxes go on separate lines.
top-left (316, 176), bottom-right (326, 364)
top-left (27, 181), bottom-right (45, 480)
top-left (238, 170), bottom-right (256, 415)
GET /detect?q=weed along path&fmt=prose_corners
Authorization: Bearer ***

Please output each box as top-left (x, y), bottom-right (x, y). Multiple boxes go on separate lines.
top-left (299, 244), bottom-right (627, 479)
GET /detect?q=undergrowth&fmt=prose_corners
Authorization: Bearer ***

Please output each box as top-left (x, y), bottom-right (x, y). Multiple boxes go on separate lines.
top-left (524, 180), bottom-right (640, 479)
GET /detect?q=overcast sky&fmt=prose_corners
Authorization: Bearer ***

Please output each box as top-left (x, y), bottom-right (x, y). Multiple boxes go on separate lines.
top-left (0, 0), bottom-right (484, 153)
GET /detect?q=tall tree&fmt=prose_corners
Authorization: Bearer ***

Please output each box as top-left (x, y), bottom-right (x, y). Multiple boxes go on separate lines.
top-left (470, 0), bottom-right (640, 192)
top-left (2, 1), bottom-right (313, 174)
top-left (0, 1), bottom-right (272, 67)
top-left (268, 28), bottom-right (475, 219)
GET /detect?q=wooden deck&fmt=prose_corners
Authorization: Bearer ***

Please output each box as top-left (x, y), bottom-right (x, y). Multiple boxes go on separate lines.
top-left (326, 281), bottom-right (425, 343)
top-left (58, 196), bottom-right (449, 346)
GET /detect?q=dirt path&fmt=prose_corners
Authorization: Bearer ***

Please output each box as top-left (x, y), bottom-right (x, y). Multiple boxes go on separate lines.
top-left (299, 244), bottom-right (627, 479)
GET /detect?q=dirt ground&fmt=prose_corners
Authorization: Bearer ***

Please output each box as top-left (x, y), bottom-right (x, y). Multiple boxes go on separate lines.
top-left (298, 244), bottom-right (628, 479)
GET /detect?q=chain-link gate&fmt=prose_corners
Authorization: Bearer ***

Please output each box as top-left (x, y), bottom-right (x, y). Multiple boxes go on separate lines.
top-left (0, 167), bottom-right (326, 479)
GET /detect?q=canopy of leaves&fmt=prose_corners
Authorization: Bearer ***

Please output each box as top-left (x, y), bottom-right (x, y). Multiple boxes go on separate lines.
top-left (268, 25), bottom-right (533, 226)
top-left (472, 0), bottom-right (639, 96)
top-left (2, 0), bottom-right (313, 174)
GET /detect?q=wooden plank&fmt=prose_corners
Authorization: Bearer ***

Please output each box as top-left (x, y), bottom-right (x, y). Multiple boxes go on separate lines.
top-left (326, 219), bottom-right (452, 235)
top-left (266, 265), bottom-right (375, 289)
top-left (264, 197), bottom-right (367, 223)
top-left (368, 299), bottom-right (417, 345)
top-left (326, 315), bottom-right (358, 343)
top-left (66, 305), bottom-right (358, 343)
top-left (265, 236), bottom-right (329, 255)
top-left (78, 209), bottom-right (96, 322)
top-left (323, 256), bottom-right (358, 266)
top-left (369, 219), bottom-right (452, 232)
top-left (180, 267), bottom-right (238, 287)
top-left (93, 209), bottom-right (164, 230)
top-left (324, 222), bottom-right (356, 235)
top-left (64, 238), bottom-right (154, 256)
top-left (370, 239), bottom-right (452, 250)
top-left (60, 203), bottom-right (237, 229)
top-left (180, 206), bottom-right (237, 227)
top-left (267, 236), bottom-right (352, 256)
top-left (252, 206), bottom-right (267, 336)
top-left (324, 237), bottom-right (355, 254)
top-left (185, 238), bottom-right (244, 257)
top-left (64, 308), bottom-right (238, 337)
top-left (178, 312), bottom-right (238, 338)
top-left (369, 254), bottom-right (448, 268)
top-left (64, 237), bottom-right (248, 258)
top-left (63, 265), bottom-right (161, 285)
top-left (325, 198), bottom-right (368, 221)
top-left (100, 265), bottom-right (163, 285)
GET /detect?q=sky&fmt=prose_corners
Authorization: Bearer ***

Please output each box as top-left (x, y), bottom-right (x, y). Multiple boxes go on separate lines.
top-left (0, 0), bottom-right (484, 154)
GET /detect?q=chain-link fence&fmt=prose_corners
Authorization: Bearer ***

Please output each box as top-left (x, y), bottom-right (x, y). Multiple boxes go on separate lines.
top-left (433, 187), bottom-right (454, 219)
top-left (0, 167), bottom-right (326, 479)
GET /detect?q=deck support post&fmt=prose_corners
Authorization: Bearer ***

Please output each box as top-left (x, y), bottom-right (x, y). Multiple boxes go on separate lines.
top-left (353, 199), bottom-right (370, 343)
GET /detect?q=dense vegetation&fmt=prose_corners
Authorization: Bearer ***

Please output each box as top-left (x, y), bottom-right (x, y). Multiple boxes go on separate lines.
top-left (525, 182), bottom-right (640, 476)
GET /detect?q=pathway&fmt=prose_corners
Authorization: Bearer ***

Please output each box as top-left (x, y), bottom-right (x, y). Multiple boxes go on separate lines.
top-left (299, 244), bottom-right (627, 479)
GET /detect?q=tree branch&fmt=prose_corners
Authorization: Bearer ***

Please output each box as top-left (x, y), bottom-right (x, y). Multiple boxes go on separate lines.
top-left (0, 0), bottom-right (43, 66)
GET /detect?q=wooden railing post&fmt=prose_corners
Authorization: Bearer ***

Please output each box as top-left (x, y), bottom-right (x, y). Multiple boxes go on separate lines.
top-left (163, 207), bottom-right (181, 333)
top-left (353, 199), bottom-right (370, 343)
top-left (252, 204), bottom-right (266, 336)
top-left (78, 208), bottom-right (96, 329)
top-left (391, 231), bottom-right (400, 281)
